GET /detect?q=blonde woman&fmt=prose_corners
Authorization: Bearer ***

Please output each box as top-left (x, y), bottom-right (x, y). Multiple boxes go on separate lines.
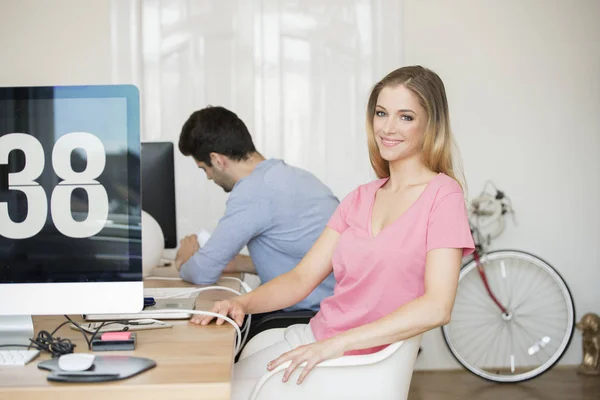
top-left (195, 66), bottom-right (475, 398)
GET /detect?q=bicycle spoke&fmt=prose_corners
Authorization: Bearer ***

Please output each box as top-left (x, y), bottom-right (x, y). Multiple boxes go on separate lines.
top-left (458, 279), bottom-right (499, 309)
top-left (453, 298), bottom-right (497, 313)
top-left (506, 259), bottom-right (517, 308)
top-left (448, 315), bottom-right (499, 324)
top-left (508, 320), bottom-right (542, 373)
top-left (508, 322), bottom-right (537, 373)
top-left (509, 261), bottom-right (539, 312)
top-left (484, 322), bottom-right (508, 370)
top-left (517, 317), bottom-right (568, 334)
top-left (476, 323), bottom-right (509, 368)
top-left (517, 312), bottom-right (568, 319)
top-left (518, 319), bottom-right (568, 333)
top-left (512, 319), bottom-right (554, 361)
top-left (505, 258), bottom-right (526, 308)
top-left (448, 320), bottom-right (501, 335)
top-left (452, 322), bottom-right (499, 352)
top-left (460, 319), bottom-right (504, 364)
top-left (516, 299), bottom-right (569, 315)
top-left (511, 275), bottom-right (556, 311)
top-left (511, 323), bottom-right (533, 372)
top-left (515, 318), bottom-right (567, 344)
top-left (507, 321), bottom-right (516, 373)
top-left (530, 279), bottom-right (567, 296)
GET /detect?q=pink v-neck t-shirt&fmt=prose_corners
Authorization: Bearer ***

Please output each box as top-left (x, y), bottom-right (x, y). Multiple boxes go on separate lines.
top-left (309, 173), bottom-right (475, 355)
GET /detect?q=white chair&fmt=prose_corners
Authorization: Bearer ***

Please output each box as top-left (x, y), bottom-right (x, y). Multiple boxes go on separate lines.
top-left (241, 330), bottom-right (422, 400)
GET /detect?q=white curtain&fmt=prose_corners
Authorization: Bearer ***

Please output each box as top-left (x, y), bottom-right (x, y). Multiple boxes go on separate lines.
top-left (110, 0), bottom-right (403, 244)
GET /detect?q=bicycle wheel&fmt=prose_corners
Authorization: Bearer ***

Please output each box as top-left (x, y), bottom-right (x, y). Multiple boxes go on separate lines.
top-left (441, 250), bottom-right (575, 383)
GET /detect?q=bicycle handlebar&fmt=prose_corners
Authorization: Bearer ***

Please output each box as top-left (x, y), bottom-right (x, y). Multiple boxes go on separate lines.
top-left (468, 181), bottom-right (515, 249)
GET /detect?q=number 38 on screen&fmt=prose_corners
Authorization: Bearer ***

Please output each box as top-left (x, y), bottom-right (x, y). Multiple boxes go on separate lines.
top-left (0, 132), bottom-right (108, 240)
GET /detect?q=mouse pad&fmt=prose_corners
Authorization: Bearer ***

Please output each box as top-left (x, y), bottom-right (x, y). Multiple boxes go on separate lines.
top-left (38, 355), bottom-right (156, 383)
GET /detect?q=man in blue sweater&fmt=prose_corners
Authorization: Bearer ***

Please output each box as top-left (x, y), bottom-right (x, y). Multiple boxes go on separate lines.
top-left (175, 106), bottom-right (338, 328)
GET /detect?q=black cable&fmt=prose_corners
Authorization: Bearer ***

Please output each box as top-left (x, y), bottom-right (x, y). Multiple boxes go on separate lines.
top-left (87, 321), bottom-right (107, 346)
top-left (3, 317), bottom-right (139, 357)
top-left (4, 317), bottom-right (104, 358)
top-left (50, 319), bottom-right (73, 337)
top-left (28, 330), bottom-right (75, 358)
top-left (63, 316), bottom-right (110, 350)
top-left (64, 316), bottom-right (92, 349)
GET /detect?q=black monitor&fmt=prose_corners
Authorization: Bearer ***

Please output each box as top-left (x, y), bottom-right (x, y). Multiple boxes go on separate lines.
top-left (141, 142), bottom-right (177, 249)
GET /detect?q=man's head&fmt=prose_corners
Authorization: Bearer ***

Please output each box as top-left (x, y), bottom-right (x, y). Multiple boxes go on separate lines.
top-left (179, 106), bottom-right (257, 192)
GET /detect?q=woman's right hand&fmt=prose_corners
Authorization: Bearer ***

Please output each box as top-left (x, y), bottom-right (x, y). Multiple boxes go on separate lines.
top-left (190, 298), bottom-right (246, 327)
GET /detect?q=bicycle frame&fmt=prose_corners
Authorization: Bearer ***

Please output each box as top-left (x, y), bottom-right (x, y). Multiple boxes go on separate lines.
top-left (470, 226), bottom-right (508, 315)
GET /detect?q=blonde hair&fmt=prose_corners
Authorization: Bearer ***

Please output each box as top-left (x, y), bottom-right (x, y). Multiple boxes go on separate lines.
top-left (366, 65), bottom-right (465, 189)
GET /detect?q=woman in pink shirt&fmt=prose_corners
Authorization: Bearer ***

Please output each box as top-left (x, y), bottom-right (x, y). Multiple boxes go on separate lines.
top-left (195, 65), bottom-right (475, 397)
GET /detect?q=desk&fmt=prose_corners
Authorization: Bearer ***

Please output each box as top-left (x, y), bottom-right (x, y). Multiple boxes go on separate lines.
top-left (0, 268), bottom-right (242, 400)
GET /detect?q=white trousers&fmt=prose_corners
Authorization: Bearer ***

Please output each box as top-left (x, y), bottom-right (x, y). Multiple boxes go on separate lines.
top-left (231, 324), bottom-right (316, 400)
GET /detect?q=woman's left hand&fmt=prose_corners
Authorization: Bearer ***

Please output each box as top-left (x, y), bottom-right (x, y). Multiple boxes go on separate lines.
top-left (267, 339), bottom-right (345, 384)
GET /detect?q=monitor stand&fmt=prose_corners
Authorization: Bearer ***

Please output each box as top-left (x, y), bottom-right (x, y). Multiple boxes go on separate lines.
top-left (0, 315), bottom-right (34, 349)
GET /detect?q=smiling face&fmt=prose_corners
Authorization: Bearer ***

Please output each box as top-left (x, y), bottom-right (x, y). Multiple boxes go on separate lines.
top-left (371, 84), bottom-right (428, 163)
top-left (365, 66), bottom-right (460, 184)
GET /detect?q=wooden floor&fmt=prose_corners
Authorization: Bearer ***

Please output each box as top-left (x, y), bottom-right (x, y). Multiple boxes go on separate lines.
top-left (408, 367), bottom-right (600, 400)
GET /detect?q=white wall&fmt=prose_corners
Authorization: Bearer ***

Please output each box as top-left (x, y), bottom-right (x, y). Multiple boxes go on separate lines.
top-left (0, 0), bottom-right (113, 86)
top-left (405, 0), bottom-right (600, 369)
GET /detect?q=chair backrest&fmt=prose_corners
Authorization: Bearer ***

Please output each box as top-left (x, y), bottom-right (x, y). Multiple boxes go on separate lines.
top-left (250, 334), bottom-right (422, 400)
top-left (254, 310), bottom-right (316, 332)
top-left (244, 310), bottom-right (316, 347)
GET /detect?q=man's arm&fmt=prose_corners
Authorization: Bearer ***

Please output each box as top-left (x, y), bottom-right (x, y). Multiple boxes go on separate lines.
top-left (177, 193), bottom-right (269, 285)
top-left (223, 254), bottom-right (256, 274)
top-left (174, 235), bottom-right (199, 270)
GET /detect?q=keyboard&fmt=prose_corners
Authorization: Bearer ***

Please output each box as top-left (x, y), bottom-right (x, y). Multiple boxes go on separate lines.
top-left (0, 349), bottom-right (41, 366)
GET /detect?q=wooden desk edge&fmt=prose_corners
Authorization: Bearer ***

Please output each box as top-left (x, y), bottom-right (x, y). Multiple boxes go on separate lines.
top-left (0, 382), bottom-right (231, 400)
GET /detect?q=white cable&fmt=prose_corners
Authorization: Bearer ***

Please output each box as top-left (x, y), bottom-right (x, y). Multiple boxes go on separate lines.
top-left (146, 282), bottom-right (253, 355)
top-left (203, 280), bottom-right (252, 346)
top-left (153, 286), bottom-right (243, 300)
top-left (241, 314), bottom-right (251, 349)
top-left (155, 286), bottom-right (253, 351)
top-left (220, 276), bottom-right (253, 293)
top-left (153, 309), bottom-right (244, 355)
top-left (145, 276), bottom-right (183, 281)
top-left (145, 276), bottom-right (253, 294)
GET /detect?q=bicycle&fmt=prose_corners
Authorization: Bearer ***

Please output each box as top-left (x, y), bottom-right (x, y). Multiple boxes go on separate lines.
top-left (441, 181), bottom-right (575, 383)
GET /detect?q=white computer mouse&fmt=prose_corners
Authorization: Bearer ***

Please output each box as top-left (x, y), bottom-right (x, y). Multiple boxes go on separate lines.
top-left (58, 353), bottom-right (96, 372)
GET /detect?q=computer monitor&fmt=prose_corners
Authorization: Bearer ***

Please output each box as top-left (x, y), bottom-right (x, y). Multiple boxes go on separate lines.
top-left (141, 142), bottom-right (177, 249)
top-left (0, 85), bottom-right (144, 325)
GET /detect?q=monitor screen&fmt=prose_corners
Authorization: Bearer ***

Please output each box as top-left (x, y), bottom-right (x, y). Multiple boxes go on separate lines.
top-left (0, 85), bottom-right (143, 315)
top-left (141, 142), bottom-right (177, 249)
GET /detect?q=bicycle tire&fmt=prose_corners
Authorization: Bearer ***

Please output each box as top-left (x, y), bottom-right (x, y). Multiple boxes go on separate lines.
top-left (441, 249), bottom-right (575, 383)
